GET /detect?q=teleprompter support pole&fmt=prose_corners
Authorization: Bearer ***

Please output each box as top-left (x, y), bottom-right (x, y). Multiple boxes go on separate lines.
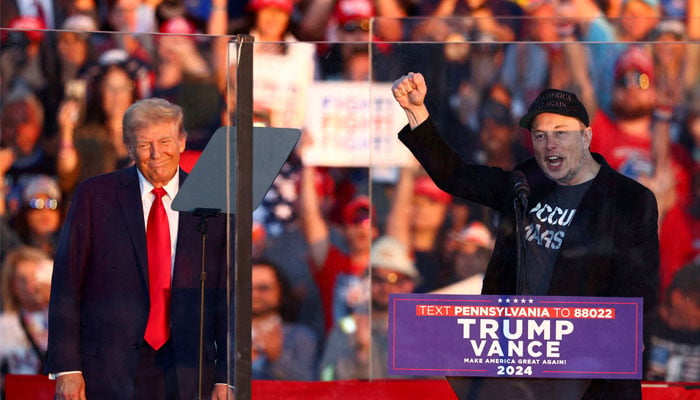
top-left (233, 34), bottom-right (254, 400)
top-left (193, 207), bottom-right (220, 400)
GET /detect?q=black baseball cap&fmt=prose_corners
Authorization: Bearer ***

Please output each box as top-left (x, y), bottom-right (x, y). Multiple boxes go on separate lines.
top-left (518, 88), bottom-right (589, 130)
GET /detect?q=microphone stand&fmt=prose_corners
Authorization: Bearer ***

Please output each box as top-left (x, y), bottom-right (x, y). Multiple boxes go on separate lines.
top-left (193, 207), bottom-right (220, 400)
top-left (514, 193), bottom-right (528, 296)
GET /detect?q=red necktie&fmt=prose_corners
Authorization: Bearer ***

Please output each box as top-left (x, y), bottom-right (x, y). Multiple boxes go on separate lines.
top-left (144, 187), bottom-right (171, 349)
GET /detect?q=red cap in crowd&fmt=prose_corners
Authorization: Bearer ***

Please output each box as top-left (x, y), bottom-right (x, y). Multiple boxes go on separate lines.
top-left (335, 0), bottom-right (373, 25)
top-left (248, 0), bottom-right (294, 14)
top-left (159, 16), bottom-right (197, 35)
top-left (414, 176), bottom-right (452, 204)
top-left (614, 46), bottom-right (654, 89)
top-left (342, 195), bottom-right (374, 226)
top-left (8, 16), bottom-right (46, 42)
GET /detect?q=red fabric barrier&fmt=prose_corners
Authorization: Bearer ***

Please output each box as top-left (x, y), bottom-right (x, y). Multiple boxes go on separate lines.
top-left (5, 375), bottom-right (700, 400)
top-left (641, 383), bottom-right (700, 400)
top-left (251, 379), bottom-right (458, 399)
top-left (5, 375), bottom-right (56, 400)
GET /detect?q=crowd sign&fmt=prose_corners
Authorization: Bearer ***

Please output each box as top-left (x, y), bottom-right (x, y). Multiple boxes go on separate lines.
top-left (304, 81), bottom-right (414, 167)
top-left (388, 294), bottom-right (642, 380)
top-left (243, 42), bottom-right (316, 129)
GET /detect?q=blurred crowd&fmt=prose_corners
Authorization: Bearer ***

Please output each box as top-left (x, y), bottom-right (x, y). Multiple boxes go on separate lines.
top-left (1, 0), bottom-right (700, 391)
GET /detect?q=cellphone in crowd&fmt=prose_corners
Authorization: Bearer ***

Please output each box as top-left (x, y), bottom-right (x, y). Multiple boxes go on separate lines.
top-left (65, 79), bottom-right (87, 103)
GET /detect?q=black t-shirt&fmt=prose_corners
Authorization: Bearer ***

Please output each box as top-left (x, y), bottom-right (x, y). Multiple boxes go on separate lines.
top-left (523, 180), bottom-right (593, 295)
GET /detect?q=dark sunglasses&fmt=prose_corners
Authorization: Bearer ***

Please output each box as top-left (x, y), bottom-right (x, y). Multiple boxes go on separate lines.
top-left (615, 71), bottom-right (651, 90)
top-left (342, 19), bottom-right (370, 33)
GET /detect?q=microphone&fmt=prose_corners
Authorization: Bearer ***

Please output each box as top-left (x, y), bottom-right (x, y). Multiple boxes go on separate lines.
top-left (512, 170), bottom-right (530, 210)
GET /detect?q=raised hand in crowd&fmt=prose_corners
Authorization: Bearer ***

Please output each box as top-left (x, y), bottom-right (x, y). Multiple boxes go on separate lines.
top-left (56, 99), bottom-right (81, 181)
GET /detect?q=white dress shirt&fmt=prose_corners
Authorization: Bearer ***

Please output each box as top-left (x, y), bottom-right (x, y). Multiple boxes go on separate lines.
top-left (138, 169), bottom-right (180, 274)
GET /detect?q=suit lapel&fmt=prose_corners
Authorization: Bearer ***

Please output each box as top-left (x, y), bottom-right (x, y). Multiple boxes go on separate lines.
top-left (116, 166), bottom-right (150, 287)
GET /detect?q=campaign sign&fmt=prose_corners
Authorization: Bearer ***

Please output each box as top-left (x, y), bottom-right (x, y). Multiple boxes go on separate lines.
top-left (388, 294), bottom-right (642, 379)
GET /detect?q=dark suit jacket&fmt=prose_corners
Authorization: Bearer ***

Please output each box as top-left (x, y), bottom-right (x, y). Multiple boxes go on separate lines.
top-left (399, 118), bottom-right (660, 400)
top-left (47, 166), bottom-right (230, 399)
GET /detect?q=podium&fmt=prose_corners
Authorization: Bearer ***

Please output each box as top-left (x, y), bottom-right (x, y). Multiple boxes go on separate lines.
top-left (388, 293), bottom-right (645, 399)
